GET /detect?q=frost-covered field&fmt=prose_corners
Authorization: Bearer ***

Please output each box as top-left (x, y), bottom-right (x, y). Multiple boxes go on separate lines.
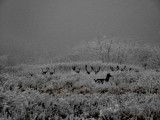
top-left (0, 62), bottom-right (160, 120)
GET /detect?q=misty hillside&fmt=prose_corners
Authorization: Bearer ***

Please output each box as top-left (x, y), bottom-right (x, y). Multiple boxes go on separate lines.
top-left (0, 0), bottom-right (160, 64)
top-left (1, 38), bottom-right (160, 119)
top-left (0, 60), bottom-right (160, 119)
top-left (1, 0), bottom-right (160, 120)
top-left (1, 36), bottom-right (160, 71)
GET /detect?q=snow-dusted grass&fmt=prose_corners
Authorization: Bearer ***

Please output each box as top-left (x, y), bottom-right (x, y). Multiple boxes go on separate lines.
top-left (0, 62), bottom-right (160, 119)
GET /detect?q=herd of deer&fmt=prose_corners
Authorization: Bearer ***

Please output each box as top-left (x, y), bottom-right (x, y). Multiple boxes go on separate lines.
top-left (41, 67), bottom-right (55, 75)
top-left (40, 65), bottom-right (139, 84)
top-left (109, 65), bottom-right (139, 72)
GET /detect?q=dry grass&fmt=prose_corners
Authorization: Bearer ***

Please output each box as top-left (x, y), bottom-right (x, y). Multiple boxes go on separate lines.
top-left (0, 62), bottom-right (160, 119)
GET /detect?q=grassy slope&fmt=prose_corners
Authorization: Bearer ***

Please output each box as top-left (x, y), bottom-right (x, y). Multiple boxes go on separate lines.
top-left (0, 62), bottom-right (160, 120)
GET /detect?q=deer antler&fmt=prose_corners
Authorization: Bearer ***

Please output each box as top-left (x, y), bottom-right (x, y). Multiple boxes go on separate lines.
top-left (110, 66), bottom-right (114, 71)
top-left (85, 65), bottom-right (92, 74)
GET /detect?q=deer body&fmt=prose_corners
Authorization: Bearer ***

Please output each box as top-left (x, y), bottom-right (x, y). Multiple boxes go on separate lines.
top-left (94, 73), bottom-right (112, 84)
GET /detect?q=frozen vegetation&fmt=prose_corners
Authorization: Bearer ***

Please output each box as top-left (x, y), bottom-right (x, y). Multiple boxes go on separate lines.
top-left (0, 38), bottom-right (160, 119)
top-left (0, 62), bottom-right (160, 120)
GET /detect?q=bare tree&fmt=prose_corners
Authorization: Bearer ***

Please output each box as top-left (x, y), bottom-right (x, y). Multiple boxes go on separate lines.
top-left (96, 36), bottom-right (104, 62)
top-left (115, 42), bottom-right (128, 64)
top-left (152, 47), bottom-right (160, 68)
top-left (136, 46), bottom-right (152, 69)
top-left (105, 38), bottom-right (113, 63)
top-left (95, 36), bottom-right (113, 63)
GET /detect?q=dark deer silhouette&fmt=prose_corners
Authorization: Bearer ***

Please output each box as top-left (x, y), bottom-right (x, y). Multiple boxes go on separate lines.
top-left (121, 66), bottom-right (126, 71)
top-left (128, 68), bottom-right (139, 72)
top-left (41, 67), bottom-right (49, 75)
top-left (94, 73), bottom-right (112, 84)
top-left (143, 63), bottom-right (147, 70)
top-left (29, 73), bottom-right (34, 77)
top-left (91, 66), bottom-right (101, 74)
top-left (110, 66), bottom-right (114, 71)
top-left (129, 68), bottom-right (133, 71)
top-left (29, 73), bottom-right (38, 78)
top-left (72, 66), bottom-right (81, 73)
top-left (116, 66), bottom-right (120, 70)
top-left (26, 73), bottom-right (34, 78)
top-left (85, 65), bottom-right (92, 74)
top-left (49, 68), bottom-right (55, 75)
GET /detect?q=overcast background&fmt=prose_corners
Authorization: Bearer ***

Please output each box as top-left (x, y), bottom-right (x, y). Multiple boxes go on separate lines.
top-left (0, 0), bottom-right (160, 62)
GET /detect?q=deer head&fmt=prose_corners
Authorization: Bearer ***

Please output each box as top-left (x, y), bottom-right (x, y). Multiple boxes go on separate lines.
top-left (49, 68), bottom-right (55, 75)
top-left (105, 73), bottom-right (112, 82)
top-left (91, 66), bottom-right (101, 74)
top-left (41, 67), bottom-right (49, 75)
top-left (72, 66), bottom-right (81, 73)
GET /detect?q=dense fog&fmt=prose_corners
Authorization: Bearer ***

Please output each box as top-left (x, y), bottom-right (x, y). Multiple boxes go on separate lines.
top-left (0, 0), bottom-right (160, 64)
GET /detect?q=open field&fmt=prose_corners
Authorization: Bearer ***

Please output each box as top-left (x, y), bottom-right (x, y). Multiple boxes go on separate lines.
top-left (1, 1), bottom-right (160, 120)
top-left (0, 62), bottom-right (160, 120)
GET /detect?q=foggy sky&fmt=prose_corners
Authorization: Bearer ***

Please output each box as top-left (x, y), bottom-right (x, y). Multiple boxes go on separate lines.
top-left (0, 0), bottom-right (160, 57)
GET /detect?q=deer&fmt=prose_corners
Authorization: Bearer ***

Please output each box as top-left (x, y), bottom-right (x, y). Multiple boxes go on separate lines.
top-left (91, 66), bottom-right (101, 74)
top-left (29, 73), bottom-right (34, 77)
top-left (49, 68), bottom-right (55, 75)
top-left (128, 68), bottom-right (139, 72)
top-left (121, 66), bottom-right (126, 71)
top-left (116, 66), bottom-right (120, 70)
top-left (143, 63), bottom-right (147, 70)
top-left (94, 73), bottom-right (112, 84)
top-left (85, 65), bottom-right (92, 74)
top-left (110, 66), bottom-right (114, 71)
top-left (72, 66), bottom-right (81, 74)
top-left (41, 67), bottom-right (49, 75)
